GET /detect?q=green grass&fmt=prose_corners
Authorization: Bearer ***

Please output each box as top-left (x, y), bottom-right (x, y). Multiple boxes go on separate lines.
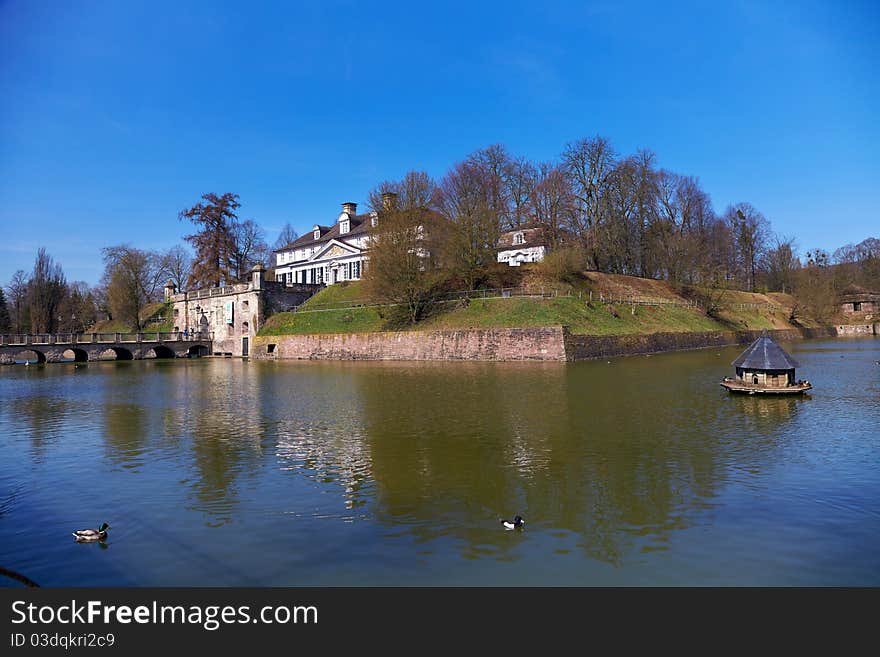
top-left (300, 281), bottom-right (367, 308)
top-left (418, 297), bottom-right (728, 335)
top-left (260, 307), bottom-right (386, 335)
top-left (257, 278), bottom-right (802, 337)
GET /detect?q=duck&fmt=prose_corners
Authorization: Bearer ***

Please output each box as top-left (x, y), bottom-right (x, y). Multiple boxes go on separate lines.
top-left (501, 515), bottom-right (525, 530)
top-left (72, 523), bottom-right (110, 542)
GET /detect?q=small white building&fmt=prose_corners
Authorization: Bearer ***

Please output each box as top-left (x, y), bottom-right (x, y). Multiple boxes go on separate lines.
top-left (497, 222), bottom-right (553, 267)
top-left (274, 201), bottom-right (375, 286)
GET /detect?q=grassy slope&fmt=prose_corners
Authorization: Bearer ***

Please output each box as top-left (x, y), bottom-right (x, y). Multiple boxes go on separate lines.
top-left (258, 276), bottom-right (806, 337)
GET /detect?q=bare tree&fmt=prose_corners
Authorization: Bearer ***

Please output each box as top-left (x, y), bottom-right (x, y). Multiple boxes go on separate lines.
top-left (363, 172), bottom-right (447, 324)
top-left (6, 270), bottom-right (29, 333)
top-left (162, 245), bottom-right (193, 292)
top-left (562, 135), bottom-right (617, 268)
top-left (467, 144), bottom-right (512, 230)
top-left (102, 245), bottom-right (168, 330)
top-left (57, 281), bottom-right (97, 333)
top-left (504, 156), bottom-right (537, 229)
top-left (230, 218), bottom-right (269, 281)
top-left (435, 160), bottom-right (499, 289)
top-left (724, 202), bottom-right (770, 291)
top-left (531, 162), bottom-right (575, 248)
top-left (273, 223), bottom-right (299, 251)
top-left (794, 249), bottom-right (835, 323)
top-left (763, 237), bottom-right (799, 293)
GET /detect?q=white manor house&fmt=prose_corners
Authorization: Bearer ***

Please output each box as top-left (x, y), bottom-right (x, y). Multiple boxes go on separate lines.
top-left (274, 201), bottom-right (376, 285)
top-left (274, 196), bottom-right (559, 284)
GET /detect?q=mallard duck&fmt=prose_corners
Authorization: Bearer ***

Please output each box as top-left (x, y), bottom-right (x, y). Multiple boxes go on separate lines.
top-left (72, 523), bottom-right (110, 542)
top-left (501, 515), bottom-right (524, 530)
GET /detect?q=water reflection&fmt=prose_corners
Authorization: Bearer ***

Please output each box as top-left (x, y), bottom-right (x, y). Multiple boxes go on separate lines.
top-left (178, 363), bottom-right (268, 525)
top-left (2, 337), bottom-right (877, 585)
top-left (104, 403), bottom-right (147, 468)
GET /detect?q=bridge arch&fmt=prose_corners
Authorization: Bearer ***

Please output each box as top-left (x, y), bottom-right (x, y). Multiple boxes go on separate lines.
top-left (98, 347), bottom-right (134, 361)
top-left (16, 349), bottom-right (46, 364)
top-left (187, 344), bottom-right (209, 358)
top-left (62, 348), bottom-right (89, 362)
top-left (149, 345), bottom-right (176, 359)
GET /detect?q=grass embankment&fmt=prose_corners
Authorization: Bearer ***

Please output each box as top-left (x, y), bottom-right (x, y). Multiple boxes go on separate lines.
top-left (258, 274), bottom-right (808, 337)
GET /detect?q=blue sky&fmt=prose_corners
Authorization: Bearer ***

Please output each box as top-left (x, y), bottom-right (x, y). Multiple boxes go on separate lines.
top-left (1, 0), bottom-right (878, 285)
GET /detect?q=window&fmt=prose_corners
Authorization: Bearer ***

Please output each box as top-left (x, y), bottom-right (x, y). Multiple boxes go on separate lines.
top-left (353, 261), bottom-right (361, 279)
top-left (242, 300), bottom-right (249, 309)
top-left (340, 220), bottom-right (349, 234)
top-left (513, 232), bottom-right (525, 245)
top-left (314, 229), bottom-right (320, 240)
top-left (853, 302), bottom-right (862, 312)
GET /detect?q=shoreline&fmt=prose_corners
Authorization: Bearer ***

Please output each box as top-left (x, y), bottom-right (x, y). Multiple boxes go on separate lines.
top-left (251, 325), bottom-right (870, 363)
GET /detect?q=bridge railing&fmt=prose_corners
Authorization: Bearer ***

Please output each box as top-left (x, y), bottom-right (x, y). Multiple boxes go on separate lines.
top-left (0, 332), bottom-right (213, 346)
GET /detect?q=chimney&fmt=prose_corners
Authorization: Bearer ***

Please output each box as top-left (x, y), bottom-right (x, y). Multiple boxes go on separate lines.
top-left (341, 202), bottom-right (357, 217)
top-left (381, 192), bottom-right (398, 211)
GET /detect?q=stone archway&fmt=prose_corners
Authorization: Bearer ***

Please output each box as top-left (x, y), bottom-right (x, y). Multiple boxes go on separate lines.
top-left (16, 349), bottom-right (46, 364)
top-left (62, 348), bottom-right (89, 362)
top-left (187, 344), bottom-right (209, 358)
top-left (99, 347), bottom-right (133, 361)
top-left (149, 345), bottom-right (176, 359)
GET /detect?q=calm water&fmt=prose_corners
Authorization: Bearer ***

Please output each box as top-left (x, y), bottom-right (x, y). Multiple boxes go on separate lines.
top-left (1, 338), bottom-right (879, 586)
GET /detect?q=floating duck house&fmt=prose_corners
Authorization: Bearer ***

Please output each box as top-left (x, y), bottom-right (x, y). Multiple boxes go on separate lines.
top-left (720, 334), bottom-right (812, 395)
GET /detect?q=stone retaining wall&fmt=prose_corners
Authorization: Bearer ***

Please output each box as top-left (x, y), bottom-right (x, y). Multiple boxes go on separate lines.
top-left (252, 325), bottom-right (844, 362)
top-left (562, 327), bottom-right (838, 360)
top-left (835, 323), bottom-right (878, 336)
top-left (253, 327), bottom-right (568, 361)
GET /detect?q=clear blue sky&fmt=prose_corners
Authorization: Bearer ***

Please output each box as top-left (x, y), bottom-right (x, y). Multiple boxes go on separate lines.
top-left (1, 0), bottom-right (877, 285)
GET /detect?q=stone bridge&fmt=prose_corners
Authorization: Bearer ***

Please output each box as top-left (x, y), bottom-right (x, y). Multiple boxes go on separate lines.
top-left (0, 332), bottom-right (213, 364)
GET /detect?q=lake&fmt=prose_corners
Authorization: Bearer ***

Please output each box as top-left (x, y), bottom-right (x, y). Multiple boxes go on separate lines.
top-left (1, 337), bottom-right (879, 586)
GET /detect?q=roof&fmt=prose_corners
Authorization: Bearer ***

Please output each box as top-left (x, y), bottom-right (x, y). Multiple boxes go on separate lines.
top-left (274, 213), bottom-right (374, 253)
top-left (839, 284), bottom-right (879, 302)
top-left (732, 336), bottom-right (799, 370)
top-left (497, 222), bottom-right (556, 251)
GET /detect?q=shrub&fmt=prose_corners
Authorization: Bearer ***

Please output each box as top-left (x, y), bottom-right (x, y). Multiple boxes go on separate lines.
top-left (534, 246), bottom-right (588, 284)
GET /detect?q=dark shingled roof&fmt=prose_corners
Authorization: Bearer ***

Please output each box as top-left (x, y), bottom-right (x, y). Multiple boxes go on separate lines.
top-left (732, 336), bottom-right (799, 370)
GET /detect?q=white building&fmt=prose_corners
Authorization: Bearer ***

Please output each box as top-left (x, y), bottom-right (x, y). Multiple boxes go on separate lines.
top-left (497, 222), bottom-right (553, 266)
top-left (274, 201), bottom-right (376, 285)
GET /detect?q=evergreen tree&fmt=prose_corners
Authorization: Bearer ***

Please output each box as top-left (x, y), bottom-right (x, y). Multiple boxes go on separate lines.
top-left (0, 287), bottom-right (10, 333)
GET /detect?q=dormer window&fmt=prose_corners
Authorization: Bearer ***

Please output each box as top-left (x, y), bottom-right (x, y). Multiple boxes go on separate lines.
top-left (513, 232), bottom-right (525, 245)
top-left (340, 220), bottom-right (349, 234)
top-left (313, 225), bottom-right (321, 240)
top-left (371, 212), bottom-right (378, 228)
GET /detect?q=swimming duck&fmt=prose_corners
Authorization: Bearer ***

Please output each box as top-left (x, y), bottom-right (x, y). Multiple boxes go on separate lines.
top-left (72, 523), bottom-right (110, 542)
top-left (501, 515), bottom-right (524, 530)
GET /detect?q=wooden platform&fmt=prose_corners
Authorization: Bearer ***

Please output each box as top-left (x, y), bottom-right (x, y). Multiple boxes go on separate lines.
top-left (720, 378), bottom-right (812, 395)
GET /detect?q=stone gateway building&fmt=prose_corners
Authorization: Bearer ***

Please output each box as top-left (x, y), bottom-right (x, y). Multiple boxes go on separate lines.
top-left (166, 265), bottom-right (320, 357)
